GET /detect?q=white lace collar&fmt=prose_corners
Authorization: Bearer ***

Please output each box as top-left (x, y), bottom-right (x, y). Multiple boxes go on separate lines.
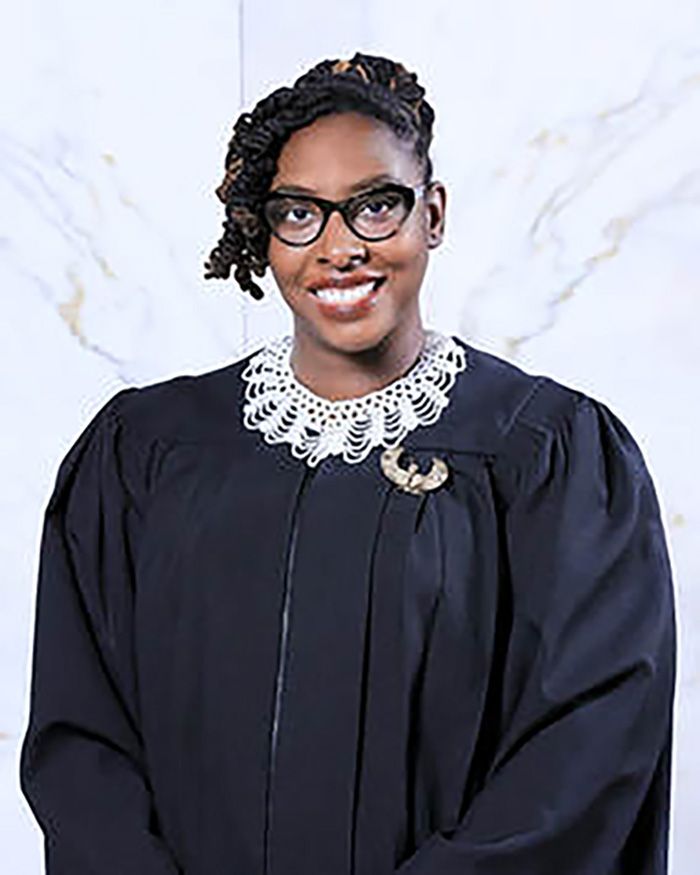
top-left (240, 329), bottom-right (468, 467)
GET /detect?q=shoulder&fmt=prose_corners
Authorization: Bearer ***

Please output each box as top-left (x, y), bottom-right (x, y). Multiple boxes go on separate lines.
top-left (432, 335), bottom-right (588, 452)
top-left (45, 349), bottom-right (261, 514)
top-left (44, 350), bottom-right (257, 514)
top-left (107, 348), bottom-right (262, 443)
top-left (447, 336), bottom-right (646, 496)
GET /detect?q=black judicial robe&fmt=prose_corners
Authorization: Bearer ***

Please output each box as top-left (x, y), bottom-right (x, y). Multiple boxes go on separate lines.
top-left (19, 335), bottom-right (676, 875)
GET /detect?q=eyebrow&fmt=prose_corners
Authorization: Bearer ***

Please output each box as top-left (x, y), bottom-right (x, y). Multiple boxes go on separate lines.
top-left (269, 173), bottom-right (401, 197)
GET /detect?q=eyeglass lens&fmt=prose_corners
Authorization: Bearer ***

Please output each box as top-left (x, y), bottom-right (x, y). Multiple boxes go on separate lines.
top-left (263, 188), bottom-right (411, 245)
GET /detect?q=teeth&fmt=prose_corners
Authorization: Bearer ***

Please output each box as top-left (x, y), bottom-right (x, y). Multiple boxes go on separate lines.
top-left (315, 281), bottom-right (377, 304)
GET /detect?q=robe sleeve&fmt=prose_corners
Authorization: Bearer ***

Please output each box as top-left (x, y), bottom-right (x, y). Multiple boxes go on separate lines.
top-left (19, 390), bottom-right (181, 874)
top-left (395, 391), bottom-right (676, 875)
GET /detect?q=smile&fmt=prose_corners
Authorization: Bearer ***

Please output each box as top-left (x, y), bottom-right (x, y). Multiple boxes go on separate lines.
top-left (309, 277), bottom-right (386, 306)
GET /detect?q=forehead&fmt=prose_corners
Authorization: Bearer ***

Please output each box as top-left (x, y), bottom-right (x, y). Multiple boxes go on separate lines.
top-left (270, 111), bottom-right (420, 197)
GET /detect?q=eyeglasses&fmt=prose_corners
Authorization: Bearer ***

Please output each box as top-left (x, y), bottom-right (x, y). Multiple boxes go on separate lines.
top-left (259, 181), bottom-right (431, 247)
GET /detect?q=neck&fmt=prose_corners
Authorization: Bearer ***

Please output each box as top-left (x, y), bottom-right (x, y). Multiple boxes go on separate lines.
top-left (289, 319), bottom-right (427, 401)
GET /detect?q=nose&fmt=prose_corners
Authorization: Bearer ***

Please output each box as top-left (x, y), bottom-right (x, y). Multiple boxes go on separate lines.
top-left (314, 209), bottom-right (369, 266)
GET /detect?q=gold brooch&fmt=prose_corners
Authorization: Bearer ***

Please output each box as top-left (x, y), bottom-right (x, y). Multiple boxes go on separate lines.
top-left (380, 446), bottom-right (449, 496)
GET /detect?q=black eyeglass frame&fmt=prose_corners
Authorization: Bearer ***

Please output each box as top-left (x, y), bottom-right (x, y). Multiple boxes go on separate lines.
top-left (259, 181), bottom-right (433, 247)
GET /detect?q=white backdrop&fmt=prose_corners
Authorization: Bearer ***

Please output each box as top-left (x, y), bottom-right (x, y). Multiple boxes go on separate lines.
top-left (2, 1), bottom-right (698, 871)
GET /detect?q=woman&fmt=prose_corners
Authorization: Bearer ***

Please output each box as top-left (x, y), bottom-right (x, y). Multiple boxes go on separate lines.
top-left (20, 52), bottom-right (676, 874)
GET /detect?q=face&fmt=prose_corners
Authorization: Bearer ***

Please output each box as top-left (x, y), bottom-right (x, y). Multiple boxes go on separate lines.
top-left (265, 111), bottom-right (446, 356)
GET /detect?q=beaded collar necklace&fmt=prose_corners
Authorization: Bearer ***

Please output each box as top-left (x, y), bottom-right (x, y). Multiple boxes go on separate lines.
top-left (239, 329), bottom-right (468, 467)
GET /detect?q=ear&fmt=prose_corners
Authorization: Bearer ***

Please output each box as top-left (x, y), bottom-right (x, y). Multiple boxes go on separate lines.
top-left (423, 181), bottom-right (446, 249)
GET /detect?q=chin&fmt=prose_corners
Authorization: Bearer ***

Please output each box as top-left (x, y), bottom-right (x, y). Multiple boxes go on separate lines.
top-left (308, 317), bottom-right (402, 357)
top-left (288, 278), bottom-right (421, 357)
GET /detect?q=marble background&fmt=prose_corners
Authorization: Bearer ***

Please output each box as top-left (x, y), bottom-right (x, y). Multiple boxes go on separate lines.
top-left (2, 1), bottom-right (697, 871)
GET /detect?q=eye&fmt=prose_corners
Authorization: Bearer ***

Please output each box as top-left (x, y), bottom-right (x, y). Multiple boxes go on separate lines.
top-left (349, 189), bottom-right (408, 230)
top-left (264, 197), bottom-right (320, 227)
top-left (358, 192), bottom-right (402, 217)
top-left (275, 203), bottom-right (314, 224)
top-left (286, 205), bottom-right (314, 223)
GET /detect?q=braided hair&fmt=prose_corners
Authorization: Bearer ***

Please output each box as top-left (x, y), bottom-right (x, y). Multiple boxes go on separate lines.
top-left (203, 52), bottom-right (436, 300)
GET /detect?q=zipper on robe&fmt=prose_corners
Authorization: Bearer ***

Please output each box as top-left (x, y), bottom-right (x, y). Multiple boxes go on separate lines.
top-left (263, 465), bottom-right (315, 875)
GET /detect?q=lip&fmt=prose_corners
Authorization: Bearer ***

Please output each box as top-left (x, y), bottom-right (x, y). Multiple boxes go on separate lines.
top-left (309, 276), bottom-right (387, 320)
top-left (307, 274), bottom-right (386, 292)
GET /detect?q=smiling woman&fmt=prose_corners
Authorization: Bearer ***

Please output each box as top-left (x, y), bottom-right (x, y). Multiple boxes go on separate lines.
top-left (20, 52), bottom-right (676, 875)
